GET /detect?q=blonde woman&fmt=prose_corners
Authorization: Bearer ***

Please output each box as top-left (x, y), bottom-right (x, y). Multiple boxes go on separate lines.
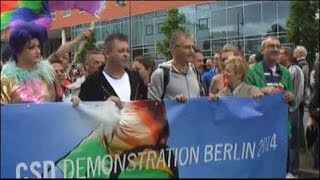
top-left (209, 56), bottom-right (263, 100)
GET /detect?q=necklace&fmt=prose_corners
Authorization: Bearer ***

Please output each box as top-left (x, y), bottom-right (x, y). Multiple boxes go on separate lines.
top-left (103, 69), bottom-right (124, 79)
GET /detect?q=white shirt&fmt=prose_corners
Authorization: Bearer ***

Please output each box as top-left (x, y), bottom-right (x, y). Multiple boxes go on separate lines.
top-left (270, 65), bottom-right (277, 75)
top-left (103, 71), bottom-right (131, 101)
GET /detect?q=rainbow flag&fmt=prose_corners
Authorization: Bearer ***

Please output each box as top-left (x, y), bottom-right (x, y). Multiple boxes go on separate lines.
top-left (1, 0), bottom-right (105, 31)
top-left (1, 0), bottom-right (51, 31)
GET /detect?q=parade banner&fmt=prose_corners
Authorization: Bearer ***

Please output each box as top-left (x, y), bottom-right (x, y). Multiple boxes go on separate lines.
top-left (1, 94), bottom-right (288, 178)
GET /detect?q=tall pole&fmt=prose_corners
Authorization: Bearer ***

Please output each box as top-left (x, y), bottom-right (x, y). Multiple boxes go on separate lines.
top-left (237, 12), bottom-right (240, 50)
top-left (129, 1), bottom-right (133, 62)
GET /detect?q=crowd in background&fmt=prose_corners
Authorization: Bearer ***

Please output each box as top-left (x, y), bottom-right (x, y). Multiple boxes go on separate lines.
top-left (0, 21), bottom-right (319, 178)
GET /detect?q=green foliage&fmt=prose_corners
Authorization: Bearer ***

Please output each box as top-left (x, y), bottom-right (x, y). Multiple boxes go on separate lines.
top-left (76, 30), bottom-right (97, 64)
top-left (287, 1), bottom-right (319, 65)
top-left (156, 8), bottom-right (186, 60)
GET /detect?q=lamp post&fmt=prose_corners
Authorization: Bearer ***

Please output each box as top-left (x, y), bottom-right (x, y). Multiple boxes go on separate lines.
top-left (237, 11), bottom-right (244, 51)
top-left (116, 0), bottom-right (133, 61)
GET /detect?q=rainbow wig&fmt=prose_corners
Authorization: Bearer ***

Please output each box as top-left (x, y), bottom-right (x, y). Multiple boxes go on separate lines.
top-left (8, 21), bottom-right (47, 61)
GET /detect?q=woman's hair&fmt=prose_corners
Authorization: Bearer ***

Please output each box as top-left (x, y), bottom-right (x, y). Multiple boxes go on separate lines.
top-left (134, 55), bottom-right (156, 74)
top-left (8, 21), bottom-right (47, 62)
top-left (225, 56), bottom-right (249, 81)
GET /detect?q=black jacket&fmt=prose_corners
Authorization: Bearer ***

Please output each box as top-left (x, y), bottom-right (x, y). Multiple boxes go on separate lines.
top-left (79, 68), bottom-right (147, 101)
top-left (309, 64), bottom-right (319, 122)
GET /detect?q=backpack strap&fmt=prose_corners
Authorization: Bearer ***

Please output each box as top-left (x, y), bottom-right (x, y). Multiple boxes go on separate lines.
top-left (159, 67), bottom-right (170, 100)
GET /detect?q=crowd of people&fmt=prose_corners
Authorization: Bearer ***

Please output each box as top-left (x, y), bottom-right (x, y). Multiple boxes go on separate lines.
top-left (0, 21), bottom-right (319, 178)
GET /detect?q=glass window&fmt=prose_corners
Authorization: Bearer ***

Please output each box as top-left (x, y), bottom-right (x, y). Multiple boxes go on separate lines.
top-left (227, 6), bottom-right (244, 38)
top-left (202, 51), bottom-right (211, 57)
top-left (51, 12), bottom-right (56, 20)
top-left (227, 1), bottom-right (243, 8)
top-left (145, 24), bottom-right (153, 35)
top-left (210, 1), bottom-right (226, 10)
top-left (112, 23), bottom-right (120, 33)
top-left (121, 17), bottom-right (129, 22)
top-left (196, 3), bottom-right (210, 11)
top-left (212, 39), bottom-right (227, 54)
top-left (262, 1), bottom-right (277, 35)
top-left (197, 8), bottom-right (210, 41)
top-left (143, 46), bottom-right (155, 53)
top-left (144, 53), bottom-right (156, 59)
top-left (155, 18), bottom-right (165, 42)
top-left (101, 20), bottom-right (110, 26)
top-left (244, 3), bottom-right (262, 36)
top-left (179, 8), bottom-right (196, 37)
top-left (133, 48), bottom-right (143, 59)
top-left (199, 18), bottom-right (209, 30)
top-left (157, 23), bottom-right (163, 34)
top-left (156, 10), bottom-right (167, 17)
top-left (245, 38), bottom-right (262, 55)
top-left (244, 1), bottom-right (260, 5)
top-left (144, 20), bottom-right (154, 44)
top-left (143, 12), bottom-right (154, 20)
top-left (111, 19), bottom-right (121, 24)
top-left (196, 40), bottom-right (211, 51)
top-left (211, 9), bottom-right (227, 39)
top-left (277, 1), bottom-right (289, 31)
top-left (121, 22), bottom-right (129, 37)
top-left (132, 14), bottom-right (142, 22)
top-left (229, 38), bottom-right (244, 52)
top-left (101, 25), bottom-right (111, 40)
top-left (93, 27), bottom-right (100, 41)
top-left (132, 22), bottom-right (143, 45)
top-left (63, 10), bottom-right (71, 17)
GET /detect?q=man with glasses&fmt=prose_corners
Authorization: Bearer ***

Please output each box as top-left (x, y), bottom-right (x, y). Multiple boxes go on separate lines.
top-left (148, 30), bottom-right (201, 102)
top-left (245, 35), bottom-right (295, 177)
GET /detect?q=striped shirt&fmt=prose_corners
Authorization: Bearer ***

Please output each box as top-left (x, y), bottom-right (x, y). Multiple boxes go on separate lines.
top-left (263, 63), bottom-right (281, 87)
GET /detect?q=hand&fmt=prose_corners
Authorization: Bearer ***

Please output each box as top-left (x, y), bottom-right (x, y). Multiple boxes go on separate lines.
top-left (208, 93), bottom-right (219, 101)
top-left (307, 116), bottom-right (316, 130)
top-left (107, 96), bottom-right (123, 109)
top-left (79, 29), bottom-right (92, 40)
top-left (175, 94), bottom-right (187, 103)
top-left (71, 95), bottom-right (81, 107)
top-left (252, 92), bottom-right (264, 100)
top-left (260, 86), bottom-right (280, 95)
top-left (282, 91), bottom-right (294, 103)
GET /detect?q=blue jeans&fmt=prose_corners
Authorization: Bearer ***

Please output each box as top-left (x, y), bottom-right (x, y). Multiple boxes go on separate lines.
top-left (288, 108), bottom-right (300, 176)
top-left (299, 104), bottom-right (306, 150)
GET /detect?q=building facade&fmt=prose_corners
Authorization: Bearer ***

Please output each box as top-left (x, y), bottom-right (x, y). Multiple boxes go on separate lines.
top-left (1, 1), bottom-right (290, 63)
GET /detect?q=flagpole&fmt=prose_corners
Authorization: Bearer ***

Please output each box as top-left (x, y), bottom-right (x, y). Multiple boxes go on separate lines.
top-left (129, 1), bottom-right (132, 62)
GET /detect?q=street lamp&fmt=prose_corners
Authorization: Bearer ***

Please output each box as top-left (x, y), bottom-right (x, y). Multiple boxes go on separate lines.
top-left (237, 10), bottom-right (244, 51)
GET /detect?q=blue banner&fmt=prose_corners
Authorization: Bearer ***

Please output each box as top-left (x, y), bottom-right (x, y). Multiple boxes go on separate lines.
top-left (1, 94), bottom-right (288, 178)
top-left (165, 93), bottom-right (288, 178)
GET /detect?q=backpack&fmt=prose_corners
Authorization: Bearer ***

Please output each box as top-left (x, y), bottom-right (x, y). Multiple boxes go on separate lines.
top-left (159, 66), bottom-right (170, 100)
top-left (159, 65), bottom-right (205, 100)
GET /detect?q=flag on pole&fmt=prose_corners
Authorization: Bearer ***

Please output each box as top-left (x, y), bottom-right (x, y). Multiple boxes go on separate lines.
top-left (1, 0), bottom-right (51, 31)
top-left (48, 1), bottom-right (106, 18)
top-left (1, 0), bottom-right (105, 31)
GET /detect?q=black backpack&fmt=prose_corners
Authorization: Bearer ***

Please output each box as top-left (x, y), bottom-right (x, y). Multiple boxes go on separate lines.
top-left (159, 67), bottom-right (170, 100)
top-left (159, 65), bottom-right (205, 100)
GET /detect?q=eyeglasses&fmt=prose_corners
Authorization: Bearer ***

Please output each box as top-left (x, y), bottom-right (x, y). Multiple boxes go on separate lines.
top-left (175, 44), bottom-right (194, 50)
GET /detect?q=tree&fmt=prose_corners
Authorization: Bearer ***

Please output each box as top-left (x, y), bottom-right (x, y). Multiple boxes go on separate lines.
top-left (76, 30), bottom-right (97, 64)
top-left (156, 8), bottom-right (186, 60)
top-left (287, 1), bottom-right (319, 66)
